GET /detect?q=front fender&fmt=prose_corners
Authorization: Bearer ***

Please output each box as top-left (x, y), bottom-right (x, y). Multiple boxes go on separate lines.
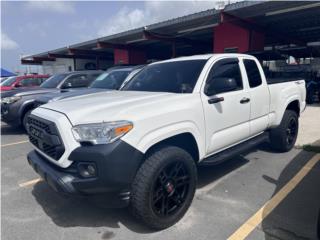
top-left (123, 121), bottom-right (205, 159)
top-left (18, 99), bottom-right (36, 120)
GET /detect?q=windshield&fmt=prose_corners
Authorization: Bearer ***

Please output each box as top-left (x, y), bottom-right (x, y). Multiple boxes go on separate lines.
top-left (1, 77), bottom-right (8, 83)
top-left (1, 76), bottom-right (17, 87)
top-left (90, 70), bottom-right (131, 89)
top-left (40, 73), bottom-right (68, 88)
top-left (119, 68), bottom-right (143, 89)
top-left (122, 60), bottom-right (207, 93)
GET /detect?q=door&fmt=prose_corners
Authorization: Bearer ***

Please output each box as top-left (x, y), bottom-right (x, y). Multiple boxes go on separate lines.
top-left (18, 78), bottom-right (38, 87)
top-left (37, 77), bottom-right (49, 85)
top-left (242, 58), bottom-right (270, 136)
top-left (61, 74), bottom-right (89, 89)
top-left (201, 58), bottom-right (251, 155)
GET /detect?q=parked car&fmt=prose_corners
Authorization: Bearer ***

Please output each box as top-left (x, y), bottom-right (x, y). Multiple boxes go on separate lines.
top-left (34, 65), bottom-right (144, 107)
top-left (0, 77), bottom-right (9, 83)
top-left (1, 70), bottom-right (102, 128)
top-left (26, 54), bottom-right (306, 229)
top-left (0, 74), bottom-right (50, 91)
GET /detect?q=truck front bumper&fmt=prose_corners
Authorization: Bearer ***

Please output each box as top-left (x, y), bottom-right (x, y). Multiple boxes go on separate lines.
top-left (27, 140), bottom-right (144, 200)
top-left (28, 150), bottom-right (77, 193)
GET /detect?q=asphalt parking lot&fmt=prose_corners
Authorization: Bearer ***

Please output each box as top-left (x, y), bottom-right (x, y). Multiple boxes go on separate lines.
top-left (2, 110), bottom-right (320, 240)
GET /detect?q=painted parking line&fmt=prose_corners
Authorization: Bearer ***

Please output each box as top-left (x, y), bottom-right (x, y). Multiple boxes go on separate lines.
top-left (1, 140), bottom-right (29, 147)
top-left (227, 153), bottom-right (320, 240)
top-left (19, 178), bottom-right (42, 188)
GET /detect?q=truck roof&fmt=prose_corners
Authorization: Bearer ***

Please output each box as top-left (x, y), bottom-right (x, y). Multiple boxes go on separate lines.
top-left (16, 74), bottom-right (50, 79)
top-left (151, 53), bottom-right (256, 64)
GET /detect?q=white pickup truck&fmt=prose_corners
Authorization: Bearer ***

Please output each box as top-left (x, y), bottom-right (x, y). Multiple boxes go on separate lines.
top-left (26, 54), bottom-right (306, 229)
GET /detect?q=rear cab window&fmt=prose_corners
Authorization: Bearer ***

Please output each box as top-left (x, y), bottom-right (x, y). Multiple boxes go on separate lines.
top-left (243, 59), bottom-right (262, 88)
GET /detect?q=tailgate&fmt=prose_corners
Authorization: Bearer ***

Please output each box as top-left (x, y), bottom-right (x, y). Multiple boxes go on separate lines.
top-left (294, 79), bottom-right (306, 103)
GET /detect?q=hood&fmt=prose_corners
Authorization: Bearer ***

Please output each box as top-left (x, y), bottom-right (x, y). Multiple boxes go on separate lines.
top-left (41, 90), bottom-right (188, 125)
top-left (1, 87), bottom-right (57, 98)
top-left (36, 88), bottom-right (109, 104)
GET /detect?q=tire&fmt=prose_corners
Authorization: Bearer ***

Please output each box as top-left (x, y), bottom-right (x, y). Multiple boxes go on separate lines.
top-left (130, 145), bottom-right (197, 230)
top-left (269, 110), bottom-right (299, 152)
top-left (22, 110), bottom-right (32, 131)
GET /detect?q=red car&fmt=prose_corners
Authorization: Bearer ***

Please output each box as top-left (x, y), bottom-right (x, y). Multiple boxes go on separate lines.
top-left (0, 74), bottom-right (50, 91)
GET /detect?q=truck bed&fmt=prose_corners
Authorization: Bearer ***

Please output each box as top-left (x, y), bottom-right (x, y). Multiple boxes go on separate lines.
top-left (267, 77), bottom-right (304, 85)
top-left (268, 79), bottom-right (306, 127)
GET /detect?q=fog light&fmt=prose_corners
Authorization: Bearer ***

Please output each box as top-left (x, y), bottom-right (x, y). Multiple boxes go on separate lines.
top-left (78, 163), bottom-right (97, 178)
top-left (87, 165), bottom-right (96, 175)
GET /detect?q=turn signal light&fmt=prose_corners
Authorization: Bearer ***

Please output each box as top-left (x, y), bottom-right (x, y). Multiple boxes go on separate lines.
top-left (115, 124), bottom-right (133, 137)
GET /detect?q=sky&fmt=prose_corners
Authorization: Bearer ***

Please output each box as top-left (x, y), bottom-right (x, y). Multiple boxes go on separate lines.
top-left (1, 1), bottom-right (222, 73)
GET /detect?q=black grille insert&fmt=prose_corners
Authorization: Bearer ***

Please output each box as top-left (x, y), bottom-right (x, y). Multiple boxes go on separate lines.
top-left (27, 115), bottom-right (65, 160)
top-left (27, 117), bottom-right (52, 134)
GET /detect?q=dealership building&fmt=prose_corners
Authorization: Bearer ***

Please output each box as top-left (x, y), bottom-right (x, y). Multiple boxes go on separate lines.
top-left (21, 1), bottom-right (320, 75)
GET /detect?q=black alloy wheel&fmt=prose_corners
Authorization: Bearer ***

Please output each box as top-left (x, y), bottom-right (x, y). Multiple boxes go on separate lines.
top-left (130, 145), bottom-right (197, 230)
top-left (286, 117), bottom-right (298, 146)
top-left (151, 161), bottom-right (190, 217)
top-left (270, 110), bottom-right (299, 152)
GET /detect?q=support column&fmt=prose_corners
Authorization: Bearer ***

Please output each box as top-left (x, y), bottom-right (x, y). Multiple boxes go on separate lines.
top-left (213, 22), bottom-right (265, 53)
top-left (73, 58), bottom-right (77, 71)
top-left (114, 48), bottom-right (146, 65)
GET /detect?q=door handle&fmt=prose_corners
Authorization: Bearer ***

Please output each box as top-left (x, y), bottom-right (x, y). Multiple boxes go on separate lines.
top-left (208, 97), bottom-right (224, 104)
top-left (240, 97), bottom-right (250, 104)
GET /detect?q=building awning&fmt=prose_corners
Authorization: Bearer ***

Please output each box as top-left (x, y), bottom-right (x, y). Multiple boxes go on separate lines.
top-left (1, 68), bottom-right (16, 77)
top-left (21, 1), bottom-right (320, 65)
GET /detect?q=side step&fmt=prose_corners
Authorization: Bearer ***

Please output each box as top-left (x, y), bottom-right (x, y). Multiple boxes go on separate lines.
top-left (199, 132), bottom-right (269, 166)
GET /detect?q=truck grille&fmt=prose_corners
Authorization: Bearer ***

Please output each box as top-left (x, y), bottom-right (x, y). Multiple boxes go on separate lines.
top-left (27, 117), bottom-right (52, 134)
top-left (27, 115), bottom-right (65, 160)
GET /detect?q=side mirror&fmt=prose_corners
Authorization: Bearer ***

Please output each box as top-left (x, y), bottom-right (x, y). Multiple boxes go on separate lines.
top-left (206, 77), bottom-right (238, 95)
top-left (62, 82), bottom-right (73, 89)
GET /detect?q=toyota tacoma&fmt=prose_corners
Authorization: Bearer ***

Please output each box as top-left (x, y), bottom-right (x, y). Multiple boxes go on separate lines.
top-left (26, 54), bottom-right (306, 229)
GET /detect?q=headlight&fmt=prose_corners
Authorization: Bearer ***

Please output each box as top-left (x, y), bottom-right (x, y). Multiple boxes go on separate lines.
top-left (72, 121), bottom-right (133, 145)
top-left (1, 96), bottom-right (21, 104)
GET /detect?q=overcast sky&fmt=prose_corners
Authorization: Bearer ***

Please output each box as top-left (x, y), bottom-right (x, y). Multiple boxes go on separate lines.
top-left (1, 1), bottom-right (222, 72)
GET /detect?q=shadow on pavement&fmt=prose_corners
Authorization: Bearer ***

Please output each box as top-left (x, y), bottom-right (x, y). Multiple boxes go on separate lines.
top-left (197, 155), bottom-right (249, 189)
top-left (261, 147), bottom-right (320, 240)
top-left (30, 143), bottom-right (267, 234)
top-left (32, 181), bottom-right (151, 234)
